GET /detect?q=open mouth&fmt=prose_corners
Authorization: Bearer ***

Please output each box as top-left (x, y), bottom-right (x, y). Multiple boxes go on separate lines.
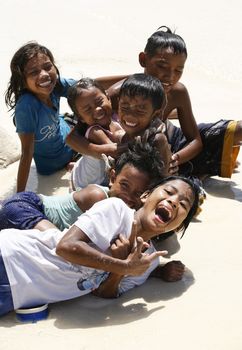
top-left (155, 206), bottom-right (171, 223)
top-left (123, 120), bottom-right (137, 127)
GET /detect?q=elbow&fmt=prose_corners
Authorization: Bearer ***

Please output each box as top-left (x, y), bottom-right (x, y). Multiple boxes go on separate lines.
top-left (56, 240), bottom-right (73, 259)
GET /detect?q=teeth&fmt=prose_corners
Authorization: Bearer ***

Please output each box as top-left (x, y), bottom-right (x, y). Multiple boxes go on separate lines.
top-left (95, 113), bottom-right (105, 120)
top-left (39, 81), bottom-right (51, 87)
top-left (125, 121), bottom-right (137, 127)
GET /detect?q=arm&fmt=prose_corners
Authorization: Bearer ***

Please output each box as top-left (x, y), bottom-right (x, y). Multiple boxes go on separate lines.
top-left (16, 133), bottom-right (34, 192)
top-left (106, 78), bottom-right (127, 113)
top-left (93, 234), bottom-right (132, 298)
top-left (66, 125), bottom-right (127, 158)
top-left (73, 184), bottom-right (109, 212)
top-left (56, 221), bottom-right (164, 276)
top-left (165, 83), bottom-right (203, 173)
top-left (95, 75), bottom-right (129, 90)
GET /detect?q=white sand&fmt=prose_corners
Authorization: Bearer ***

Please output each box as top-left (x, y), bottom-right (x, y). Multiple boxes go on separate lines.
top-left (0, 1), bottom-right (242, 349)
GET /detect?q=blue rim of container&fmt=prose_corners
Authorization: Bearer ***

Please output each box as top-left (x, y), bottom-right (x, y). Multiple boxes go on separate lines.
top-left (16, 304), bottom-right (49, 323)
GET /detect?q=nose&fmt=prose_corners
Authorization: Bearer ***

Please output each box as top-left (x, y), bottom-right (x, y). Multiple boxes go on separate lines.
top-left (163, 68), bottom-right (175, 83)
top-left (39, 68), bottom-right (49, 77)
top-left (167, 196), bottom-right (179, 209)
top-left (94, 106), bottom-right (103, 118)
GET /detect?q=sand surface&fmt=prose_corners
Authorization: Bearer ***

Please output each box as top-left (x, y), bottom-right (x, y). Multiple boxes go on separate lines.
top-left (0, 1), bottom-right (242, 349)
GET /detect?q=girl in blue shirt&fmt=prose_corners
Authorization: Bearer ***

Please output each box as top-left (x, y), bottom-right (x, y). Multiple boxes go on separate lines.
top-left (5, 42), bottom-right (76, 192)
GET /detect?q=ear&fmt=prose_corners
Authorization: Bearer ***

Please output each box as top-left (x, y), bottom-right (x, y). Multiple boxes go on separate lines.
top-left (105, 90), bottom-right (111, 101)
top-left (140, 190), bottom-right (150, 204)
top-left (139, 52), bottom-right (147, 68)
top-left (109, 168), bottom-right (116, 187)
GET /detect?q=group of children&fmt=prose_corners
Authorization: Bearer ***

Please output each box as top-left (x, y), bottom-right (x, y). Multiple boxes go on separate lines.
top-left (0, 25), bottom-right (241, 317)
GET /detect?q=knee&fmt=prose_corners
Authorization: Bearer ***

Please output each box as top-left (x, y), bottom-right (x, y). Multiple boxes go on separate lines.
top-left (233, 121), bottom-right (242, 145)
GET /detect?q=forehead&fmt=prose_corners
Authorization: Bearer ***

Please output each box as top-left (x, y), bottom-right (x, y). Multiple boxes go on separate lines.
top-left (154, 179), bottom-right (194, 201)
top-left (150, 48), bottom-right (187, 64)
top-left (24, 53), bottom-right (51, 69)
top-left (119, 95), bottom-right (153, 108)
top-left (78, 86), bottom-right (103, 99)
top-left (117, 164), bottom-right (150, 181)
top-left (76, 87), bottom-right (105, 104)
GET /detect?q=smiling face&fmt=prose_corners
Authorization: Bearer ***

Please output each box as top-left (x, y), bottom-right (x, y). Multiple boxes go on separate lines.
top-left (136, 179), bottom-right (195, 240)
top-left (75, 87), bottom-right (112, 128)
top-left (118, 95), bottom-right (159, 138)
top-left (108, 164), bottom-right (150, 209)
top-left (139, 48), bottom-right (187, 93)
top-left (24, 53), bottom-right (57, 103)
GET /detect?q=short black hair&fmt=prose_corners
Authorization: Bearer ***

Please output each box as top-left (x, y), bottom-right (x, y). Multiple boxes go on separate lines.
top-left (144, 26), bottom-right (187, 58)
top-left (119, 73), bottom-right (165, 110)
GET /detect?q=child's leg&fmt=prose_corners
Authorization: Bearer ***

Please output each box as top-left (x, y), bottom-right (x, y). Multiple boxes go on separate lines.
top-left (233, 120), bottom-right (242, 146)
top-left (0, 251), bottom-right (14, 316)
top-left (193, 119), bottom-right (240, 178)
top-left (0, 192), bottom-right (49, 230)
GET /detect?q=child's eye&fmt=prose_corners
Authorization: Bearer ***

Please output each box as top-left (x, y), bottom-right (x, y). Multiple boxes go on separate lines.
top-left (120, 182), bottom-right (129, 190)
top-left (164, 188), bottom-right (173, 195)
top-left (120, 107), bottom-right (129, 113)
top-left (28, 69), bottom-right (39, 77)
top-left (180, 201), bottom-right (188, 210)
top-left (44, 63), bottom-right (54, 71)
top-left (83, 107), bottom-right (92, 114)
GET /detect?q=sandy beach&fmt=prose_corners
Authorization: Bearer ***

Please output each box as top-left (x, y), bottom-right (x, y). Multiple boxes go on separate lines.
top-left (0, 1), bottom-right (242, 349)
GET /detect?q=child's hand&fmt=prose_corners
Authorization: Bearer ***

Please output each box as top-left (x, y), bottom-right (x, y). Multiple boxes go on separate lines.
top-left (111, 234), bottom-right (131, 260)
top-left (152, 260), bottom-right (185, 282)
top-left (105, 142), bottom-right (128, 158)
top-left (124, 221), bottom-right (167, 276)
top-left (169, 153), bottom-right (179, 174)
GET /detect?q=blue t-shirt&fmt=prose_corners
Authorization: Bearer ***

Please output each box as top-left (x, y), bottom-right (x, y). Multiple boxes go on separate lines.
top-left (15, 77), bottom-right (75, 175)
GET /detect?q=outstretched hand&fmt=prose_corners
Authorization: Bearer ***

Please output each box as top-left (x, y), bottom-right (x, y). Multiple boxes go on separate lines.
top-left (124, 221), bottom-right (168, 276)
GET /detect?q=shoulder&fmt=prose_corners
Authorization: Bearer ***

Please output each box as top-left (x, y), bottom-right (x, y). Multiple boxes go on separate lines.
top-left (169, 82), bottom-right (189, 97)
top-left (85, 184), bottom-right (109, 201)
top-left (55, 77), bottom-right (76, 97)
top-left (59, 77), bottom-right (76, 88)
top-left (16, 92), bottom-right (40, 111)
top-left (164, 82), bottom-right (191, 117)
top-left (90, 197), bottom-right (131, 217)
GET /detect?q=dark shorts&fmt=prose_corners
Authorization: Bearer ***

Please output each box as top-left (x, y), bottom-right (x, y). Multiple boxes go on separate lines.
top-left (165, 119), bottom-right (238, 177)
top-left (0, 249), bottom-right (14, 316)
top-left (0, 191), bottom-right (48, 230)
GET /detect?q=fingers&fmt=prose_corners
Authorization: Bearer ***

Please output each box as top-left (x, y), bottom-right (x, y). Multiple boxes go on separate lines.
top-left (129, 220), bottom-right (137, 248)
top-left (149, 250), bottom-right (168, 261)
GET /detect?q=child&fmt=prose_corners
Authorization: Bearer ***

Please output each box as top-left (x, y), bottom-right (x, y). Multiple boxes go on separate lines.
top-left (0, 176), bottom-right (199, 316)
top-left (0, 138), bottom-right (166, 231)
top-left (67, 77), bottom-right (126, 189)
top-left (5, 42), bottom-right (76, 192)
top-left (66, 74), bottom-right (171, 183)
top-left (108, 26), bottom-right (241, 179)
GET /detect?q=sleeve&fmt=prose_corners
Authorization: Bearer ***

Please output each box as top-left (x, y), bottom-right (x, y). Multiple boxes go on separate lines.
top-left (117, 244), bottom-right (160, 295)
top-left (58, 77), bottom-right (77, 97)
top-left (15, 96), bottom-right (39, 133)
top-left (73, 197), bottom-right (134, 252)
